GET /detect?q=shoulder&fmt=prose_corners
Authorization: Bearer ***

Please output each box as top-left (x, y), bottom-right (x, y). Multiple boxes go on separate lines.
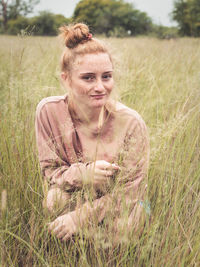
top-left (116, 102), bottom-right (144, 121)
top-left (109, 100), bottom-right (147, 129)
top-left (36, 94), bottom-right (68, 117)
top-left (114, 102), bottom-right (149, 149)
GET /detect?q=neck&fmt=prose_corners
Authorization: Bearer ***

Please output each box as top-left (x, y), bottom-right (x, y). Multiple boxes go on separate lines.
top-left (69, 99), bottom-right (105, 126)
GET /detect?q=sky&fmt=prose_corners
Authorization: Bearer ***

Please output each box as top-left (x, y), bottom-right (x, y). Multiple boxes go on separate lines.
top-left (34, 0), bottom-right (177, 27)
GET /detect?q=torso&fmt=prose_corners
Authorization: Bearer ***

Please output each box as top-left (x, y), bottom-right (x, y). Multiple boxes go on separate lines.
top-left (37, 95), bottom-right (145, 166)
top-left (73, 104), bottom-right (134, 165)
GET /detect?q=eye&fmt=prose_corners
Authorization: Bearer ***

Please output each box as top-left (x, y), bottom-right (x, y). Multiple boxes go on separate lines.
top-left (102, 73), bottom-right (112, 80)
top-left (82, 75), bottom-right (95, 81)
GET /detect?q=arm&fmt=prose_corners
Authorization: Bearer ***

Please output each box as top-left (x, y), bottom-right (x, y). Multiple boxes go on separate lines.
top-left (115, 116), bottom-right (150, 208)
top-left (88, 116), bottom-right (149, 215)
top-left (67, 117), bottom-right (149, 228)
top-left (48, 115), bottom-right (150, 240)
top-left (80, 122), bottom-right (149, 221)
top-left (35, 103), bottom-right (87, 190)
top-left (112, 117), bottom-right (150, 234)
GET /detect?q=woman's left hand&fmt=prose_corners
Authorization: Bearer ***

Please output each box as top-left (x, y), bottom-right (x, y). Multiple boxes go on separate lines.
top-left (48, 211), bottom-right (78, 241)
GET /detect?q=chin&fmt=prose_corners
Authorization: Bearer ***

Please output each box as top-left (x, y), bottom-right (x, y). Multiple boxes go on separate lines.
top-left (91, 99), bottom-right (107, 108)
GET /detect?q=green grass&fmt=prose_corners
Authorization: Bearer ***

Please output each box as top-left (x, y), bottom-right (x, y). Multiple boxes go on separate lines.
top-left (0, 35), bottom-right (199, 266)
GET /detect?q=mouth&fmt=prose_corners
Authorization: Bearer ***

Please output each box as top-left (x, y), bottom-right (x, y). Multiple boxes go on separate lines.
top-left (90, 94), bottom-right (106, 99)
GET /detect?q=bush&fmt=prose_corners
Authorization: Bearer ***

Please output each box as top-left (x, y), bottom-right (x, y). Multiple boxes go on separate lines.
top-left (108, 26), bottom-right (129, 37)
top-left (31, 12), bottom-right (71, 36)
top-left (73, 0), bottom-right (153, 36)
top-left (53, 14), bottom-right (71, 31)
top-left (7, 16), bottom-right (30, 35)
top-left (3, 13), bottom-right (71, 36)
top-left (152, 25), bottom-right (179, 39)
top-left (30, 12), bottom-right (58, 36)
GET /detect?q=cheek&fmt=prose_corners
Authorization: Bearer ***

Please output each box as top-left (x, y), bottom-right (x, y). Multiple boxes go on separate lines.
top-left (78, 85), bottom-right (90, 95)
top-left (108, 80), bottom-right (114, 93)
top-left (71, 81), bottom-right (88, 96)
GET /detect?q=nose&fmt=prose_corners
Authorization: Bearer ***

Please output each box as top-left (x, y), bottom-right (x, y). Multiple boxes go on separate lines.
top-left (94, 79), bottom-right (105, 92)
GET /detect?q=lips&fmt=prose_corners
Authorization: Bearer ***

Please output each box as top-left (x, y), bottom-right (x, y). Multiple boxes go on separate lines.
top-left (90, 94), bottom-right (106, 99)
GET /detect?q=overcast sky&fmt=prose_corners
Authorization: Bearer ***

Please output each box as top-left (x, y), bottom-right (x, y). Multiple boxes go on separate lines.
top-left (34, 0), bottom-right (177, 27)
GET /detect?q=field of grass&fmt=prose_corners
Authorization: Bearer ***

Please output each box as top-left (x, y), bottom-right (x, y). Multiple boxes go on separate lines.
top-left (0, 35), bottom-right (199, 266)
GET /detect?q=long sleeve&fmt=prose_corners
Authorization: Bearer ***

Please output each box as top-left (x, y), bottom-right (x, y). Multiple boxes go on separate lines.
top-left (35, 97), bottom-right (87, 190)
top-left (115, 114), bottom-right (150, 206)
top-left (72, 115), bottom-right (150, 227)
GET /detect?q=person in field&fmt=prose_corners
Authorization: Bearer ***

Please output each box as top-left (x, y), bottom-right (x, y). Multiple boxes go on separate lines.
top-left (35, 23), bottom-right (150, 242)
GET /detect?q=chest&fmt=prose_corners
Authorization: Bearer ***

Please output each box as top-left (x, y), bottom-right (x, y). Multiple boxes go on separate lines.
top-left (75, 124), bottom-right (125, 163)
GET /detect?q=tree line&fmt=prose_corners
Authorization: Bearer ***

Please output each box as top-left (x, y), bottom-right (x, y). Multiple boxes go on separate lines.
top-left (172, 0), bottom-right (200, 37)
top-left (0, 0), bottom-right (199, 37)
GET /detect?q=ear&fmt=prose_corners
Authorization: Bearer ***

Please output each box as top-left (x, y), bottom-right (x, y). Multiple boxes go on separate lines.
top-left (61, 72), bottom-right (68, 81)
top-left (61, 72), bottom-right (71, 88)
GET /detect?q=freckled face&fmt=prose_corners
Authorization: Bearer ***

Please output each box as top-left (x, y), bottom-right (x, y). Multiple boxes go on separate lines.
top-left (67, 53), bottom-right (114, 109)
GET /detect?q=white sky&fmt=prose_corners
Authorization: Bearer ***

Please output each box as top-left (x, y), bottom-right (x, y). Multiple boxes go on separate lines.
top-left (34, 0), bottom-right (177, 27)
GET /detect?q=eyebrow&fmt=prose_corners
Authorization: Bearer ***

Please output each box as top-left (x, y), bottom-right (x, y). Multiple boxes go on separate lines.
top-left (79, 71), bottom-right (113, 75)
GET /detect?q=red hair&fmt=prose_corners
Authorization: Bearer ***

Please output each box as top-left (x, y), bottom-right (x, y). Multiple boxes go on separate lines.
top-left (59, 23), bottom-right (112, 73)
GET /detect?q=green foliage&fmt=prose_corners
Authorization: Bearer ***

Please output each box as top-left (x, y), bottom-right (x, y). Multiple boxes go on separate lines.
top-left (0, 0), bottom-right (39, 31)
top-left (172, 0), bottom-right (200, 36)
top-left (7, 0), bottom-right (40, 19)
top-left (53, 14), bottom-right (71, 30)
top-left (73, 0), bottom-right (153, 36)
top-left (7, 16), bottom-right (30, 35)
top-left (5, 12), bottom-right (71, 36)
top-left (30, 12), bottom-right (57, 36)
top-left (31, 11), bottom-right (70, 36)
top-left (108, 26), bottom-right (129, 37)
top-left (152, 25), bottom-right (179, 39)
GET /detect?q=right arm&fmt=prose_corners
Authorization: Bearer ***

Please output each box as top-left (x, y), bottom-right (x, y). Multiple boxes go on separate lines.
top-left (35, 103), bottom-right (87, 190)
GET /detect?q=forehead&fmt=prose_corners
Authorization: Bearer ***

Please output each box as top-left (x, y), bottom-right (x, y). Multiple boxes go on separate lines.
top-left (72, 53), bottom-right (113, 73)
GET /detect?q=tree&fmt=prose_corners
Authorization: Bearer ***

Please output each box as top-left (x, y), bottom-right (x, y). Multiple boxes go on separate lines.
top-left (7, 15), bottom-right (29, 34)
top-left (172, 0), bottom-right (200, 36)
top-left (0, 0), bottom-right (39, 31)
top-left (31, 12), bottom-right (70, 36)
top-left (73, 0), bottom-right (152, 36)
top-left (2, 11), bottom-right (71, 35)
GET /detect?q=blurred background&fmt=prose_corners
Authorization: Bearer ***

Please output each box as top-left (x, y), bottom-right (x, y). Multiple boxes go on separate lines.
top-left (0, 0), bottom-right (200, 38)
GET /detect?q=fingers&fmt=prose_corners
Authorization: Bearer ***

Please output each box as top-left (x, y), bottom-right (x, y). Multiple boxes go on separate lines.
top-left (95, 169), bottom-right (113, 177)
top-left (88, 161), bottom-right (120, 173)
top-left (48, 221), bottom-right (73, 241)
top-left (106, 163), bottom-right (120, 171)
top-left (52, 224), bottom-right (65, 236)
top-left (57, 228), bottom-right (69, 239)
top-left (48, 219), bottom-right (64, 235)
top-left (86, 160), bottom-right (121, 186)
top-left (48, 213), bottom-right (76, 241)
top-left (95, 160), bottom-right (120, 171)
top-left (62, 233), bottom-right (72, 241)
top-left (48, 221), bottom-right (57, 232)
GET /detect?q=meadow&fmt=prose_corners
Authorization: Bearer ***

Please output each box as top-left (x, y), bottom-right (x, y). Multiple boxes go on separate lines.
top-left (0, 35), bottom-right (199, 266)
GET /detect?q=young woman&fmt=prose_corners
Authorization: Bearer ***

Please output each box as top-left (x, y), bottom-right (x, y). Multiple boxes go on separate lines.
top-left (35, 23), bottom-right (150, 242)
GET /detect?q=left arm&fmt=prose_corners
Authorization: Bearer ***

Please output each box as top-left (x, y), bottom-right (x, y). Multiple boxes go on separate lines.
top-left (114, 116), bottom-right (150, 210)
top-left (111, 117), bottom-right (150, 233)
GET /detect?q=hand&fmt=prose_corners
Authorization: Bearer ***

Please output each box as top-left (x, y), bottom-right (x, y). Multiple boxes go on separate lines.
top-left (48, 211), bottom-right (78, 241)
top-left (84, 160), bottom-right (120, 189)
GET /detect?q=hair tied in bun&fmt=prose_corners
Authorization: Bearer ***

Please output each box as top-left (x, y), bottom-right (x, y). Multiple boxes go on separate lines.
top-left (59, 23), bottom-right (111, 73)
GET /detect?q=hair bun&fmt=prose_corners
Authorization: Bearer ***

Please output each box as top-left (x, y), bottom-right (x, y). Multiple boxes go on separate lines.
top-left (59, 23), bottom-right (90, 49)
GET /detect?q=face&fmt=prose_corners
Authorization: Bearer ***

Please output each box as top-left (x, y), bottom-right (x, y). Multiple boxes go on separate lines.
top-left (63, 53), bottom-right (114, 110)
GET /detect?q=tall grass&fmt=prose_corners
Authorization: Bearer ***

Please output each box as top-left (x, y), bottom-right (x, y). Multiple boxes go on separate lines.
top-left (0, 35), bottom-right (199, 266)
